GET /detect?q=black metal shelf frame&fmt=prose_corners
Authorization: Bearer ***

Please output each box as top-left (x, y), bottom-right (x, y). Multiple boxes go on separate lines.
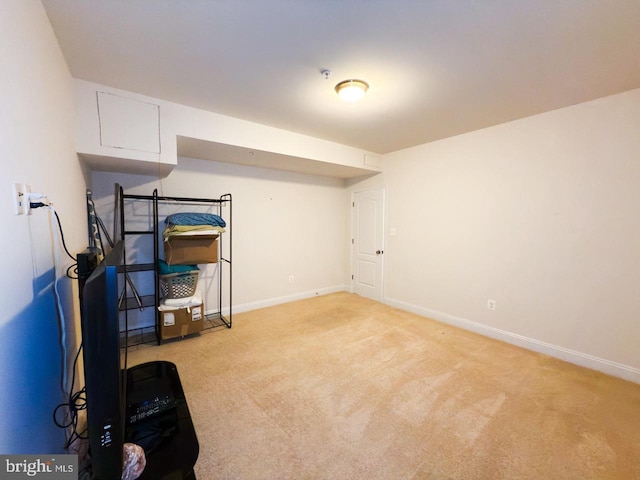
top-left (118, 186), bottom-right (232, 345)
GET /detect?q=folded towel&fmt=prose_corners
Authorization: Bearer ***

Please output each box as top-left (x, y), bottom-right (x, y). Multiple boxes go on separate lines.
top-left (157, 259), bottom-right (198, 275)
top-left (162, 224), bottom-right (225, 240)
top-left (158, 294), bottom-right (203, 309)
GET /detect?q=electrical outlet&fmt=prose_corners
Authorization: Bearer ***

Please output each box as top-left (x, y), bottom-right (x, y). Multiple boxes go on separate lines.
top-left (288, 275), bottom-right (295, 284)
top-left (13, 183), bottom-right (28, 215)
top-left (487, 299), bottom-right (496, 310)
top-left (23, 184), bottom-right (32, 215)
top-left (13, 183), bottom-right (23, 215)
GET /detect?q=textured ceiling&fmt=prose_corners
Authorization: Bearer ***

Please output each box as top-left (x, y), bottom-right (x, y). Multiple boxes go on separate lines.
top-left (42, 0), bottom-right (640, 154)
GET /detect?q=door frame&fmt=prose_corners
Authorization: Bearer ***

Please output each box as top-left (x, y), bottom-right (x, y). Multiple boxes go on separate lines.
top-left (350, 188), bottom-right (386, 301)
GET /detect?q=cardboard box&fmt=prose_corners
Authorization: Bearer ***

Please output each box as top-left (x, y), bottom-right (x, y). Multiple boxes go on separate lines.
top-left (164, 234), bottom-right (219, 265)
top-left (159, 302), bottom-right (204, 340)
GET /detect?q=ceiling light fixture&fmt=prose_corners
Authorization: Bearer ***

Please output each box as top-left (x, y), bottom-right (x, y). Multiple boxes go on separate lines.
top-left (335, 79), bottom-right (369, 102)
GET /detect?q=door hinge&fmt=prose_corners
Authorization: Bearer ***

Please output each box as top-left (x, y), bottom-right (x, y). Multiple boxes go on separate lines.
top-left (351, 238), bottom-right (354, 244)
top-left (351, 274), bottom-right (354, 280)
top-left (352, 201), bottom-right (355, 207)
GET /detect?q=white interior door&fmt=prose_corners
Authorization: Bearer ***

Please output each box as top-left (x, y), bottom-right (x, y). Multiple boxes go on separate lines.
top-left (352, 189), bottom-right (385, 301)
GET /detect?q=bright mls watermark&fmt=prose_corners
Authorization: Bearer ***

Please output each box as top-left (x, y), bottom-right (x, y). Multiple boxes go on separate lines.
top-left (0, 455), bottom-right (77, 479)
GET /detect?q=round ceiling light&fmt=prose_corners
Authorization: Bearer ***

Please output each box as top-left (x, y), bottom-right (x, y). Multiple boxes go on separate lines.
top-left (335, 79), bottom-right (369, 102)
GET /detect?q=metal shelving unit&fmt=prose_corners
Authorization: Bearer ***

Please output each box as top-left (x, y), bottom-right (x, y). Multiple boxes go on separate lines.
top-left (118, 186), bottom-right (232, 345)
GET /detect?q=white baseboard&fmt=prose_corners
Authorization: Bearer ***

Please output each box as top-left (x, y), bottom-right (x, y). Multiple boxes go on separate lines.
top-left (214, 284), bottom-right (349, 316)
top-left (384, 296), bottom-right (640, 384)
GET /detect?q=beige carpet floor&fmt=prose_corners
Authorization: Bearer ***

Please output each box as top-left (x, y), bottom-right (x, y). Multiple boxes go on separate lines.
top-left (129, 292), bottom-right (640, 479)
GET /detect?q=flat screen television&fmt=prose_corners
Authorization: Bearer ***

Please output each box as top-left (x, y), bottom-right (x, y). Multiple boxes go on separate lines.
top-left (80, 240), bottom-right (127, 479)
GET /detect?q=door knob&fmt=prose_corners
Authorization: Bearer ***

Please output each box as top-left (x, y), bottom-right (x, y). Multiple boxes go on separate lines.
top-left (376, 250), bottom-right (383, 255)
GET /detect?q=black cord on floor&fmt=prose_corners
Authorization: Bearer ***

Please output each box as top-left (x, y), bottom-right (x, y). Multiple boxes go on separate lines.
top-left (53, 342), bottom-right (88, 449)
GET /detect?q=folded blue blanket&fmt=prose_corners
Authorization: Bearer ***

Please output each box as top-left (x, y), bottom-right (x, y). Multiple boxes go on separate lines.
top-left (165, 212), bottom-right (226, 228)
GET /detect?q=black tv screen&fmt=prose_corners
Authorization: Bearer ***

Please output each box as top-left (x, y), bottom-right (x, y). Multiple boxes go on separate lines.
top-left (81, 240), bottom-right (126, 479)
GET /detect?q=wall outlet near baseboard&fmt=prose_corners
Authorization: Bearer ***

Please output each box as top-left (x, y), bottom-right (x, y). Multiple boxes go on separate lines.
top-left (487, 299), bottom-right (496, 310)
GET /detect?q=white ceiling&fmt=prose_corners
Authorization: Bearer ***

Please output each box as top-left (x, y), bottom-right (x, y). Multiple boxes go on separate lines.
top-left (42, 0), bottom-right (640, 154)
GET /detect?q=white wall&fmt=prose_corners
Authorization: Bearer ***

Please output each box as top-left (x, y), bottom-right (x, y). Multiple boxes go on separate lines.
top-left (0, 0), bottom-right (88, 453)
top-left (90, 156), bottom-right (350, 327)
top-left (352, 89), bottom-right (640, 381)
